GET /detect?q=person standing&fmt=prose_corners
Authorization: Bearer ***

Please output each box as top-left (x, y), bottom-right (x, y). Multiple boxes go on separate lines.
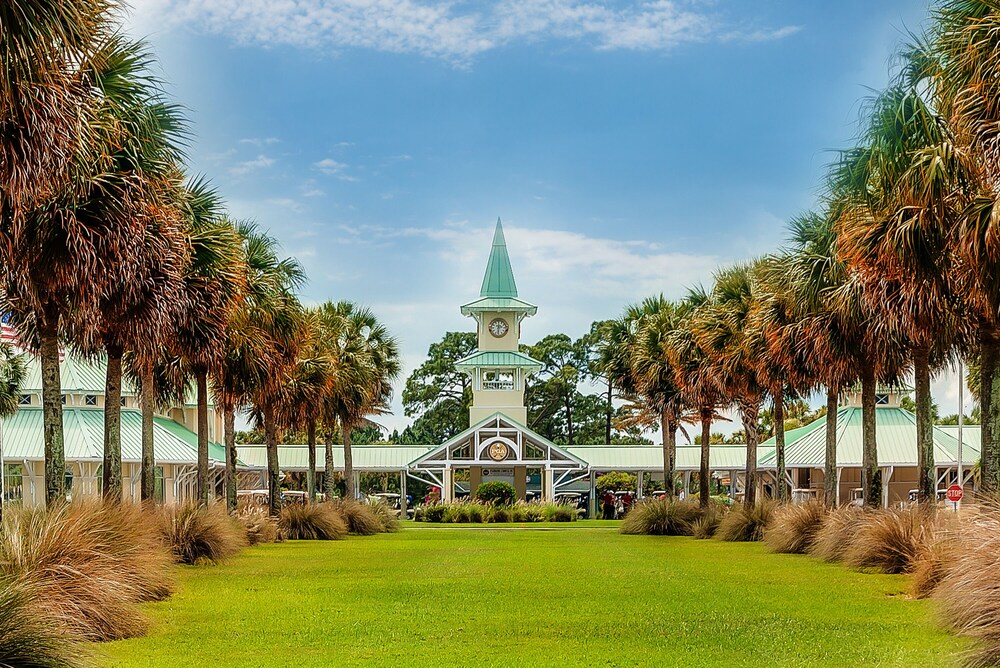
top-left (602, 489), bottom-right (616, 519)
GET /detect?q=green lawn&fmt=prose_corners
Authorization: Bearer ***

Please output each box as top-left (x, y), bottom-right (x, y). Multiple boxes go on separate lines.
top-left (99, 523), bottom-right (964, 667)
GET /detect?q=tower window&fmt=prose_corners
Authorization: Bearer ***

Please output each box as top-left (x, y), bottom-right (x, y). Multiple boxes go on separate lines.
top-left (85, 395), bottom-right (97, 406)
top-left (120, 396), bottom-right (126, 407)
top-left (60, 394), bottom-right (67, 405)
top-left (875, 393), bottom-right (889, 405)
top-left (482, 370), bottom-right (514, 391)
top-left (18, 394), bottom-right (30, 405)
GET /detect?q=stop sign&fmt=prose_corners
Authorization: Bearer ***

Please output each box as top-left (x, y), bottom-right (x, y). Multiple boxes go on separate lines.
top-left (947, 484), bottom-right (964, 502)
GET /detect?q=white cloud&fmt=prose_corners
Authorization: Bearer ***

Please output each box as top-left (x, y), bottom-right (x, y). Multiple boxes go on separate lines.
top-left (239, 137), bottom-right (280, 146)
top-left (229, 154), bottom-right (274, 176)
top-left (126, 0), bottom-right (799, 64)
top-left (314, 158), bottom-right (359, 181)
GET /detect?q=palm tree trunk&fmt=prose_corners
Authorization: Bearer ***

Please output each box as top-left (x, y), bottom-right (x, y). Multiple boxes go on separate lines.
top-left (861, 360), bottom-right (880, 508)
top-left (140, 369), bottom-right (155, 502)
top-left (914, 345), bottom-right (935, 503)
top-left (824, 387), bottom-right (838, 508)
top-left (102, 346), bottom-right (123, 502)
top-left (343, 422), bottom-right (354, 499)
top-left (324, 426), bottom-right (336, 499)
top-left (980, 332), bottom-right (1000, 492)
top-left (40, 306), bottom-right (65, 507)
top-left (307, 418), bottom-right (317, 502)
top-left (224, 406), bottom-right (237, 513)
top-left (605, 379), bottom-right (613, 445)
top-left (741, 400), bottom-right (760, 507)
top-left (660, 409), bottom-right (676, 498)
top-left (699, 407), bottom-right (711, 508)
top-left (196, 369), bottom-right (210, 506)
top-left (774, 388), bottom-right (787, 503)
top-left (265, 406), bottom-right (280, 517)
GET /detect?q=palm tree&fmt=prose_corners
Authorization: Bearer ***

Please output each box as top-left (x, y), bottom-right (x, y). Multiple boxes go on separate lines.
top-left (665, 289), bottom-right (725, 508)
top-left (602, 297), bottom-right (686, 498)
top-left (926, 2), bottom-right (1000, 490)
top-left (691, 263), bottom-right (776, 506)
top-left (0, 343), bottom-right (27, 523)
top-left (58, 37), bottom-right (189, 502)
top-left (217, 222), bottom-right (305, 515)
top-left (317, 302), bottom-right (400, 500)
top-left (171, 181), bottom-right (245, 505)
top-left (833, 70), bottom-right (969, 504)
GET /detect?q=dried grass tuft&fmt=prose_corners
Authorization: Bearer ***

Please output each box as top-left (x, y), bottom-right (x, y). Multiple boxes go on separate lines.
top-left (156, 502), bottom-right (245, 565)
top-left (715, 500), bottom-right (776, 542)
top-left (278, 503), bottom-right (347, 540)
top-left (764, 501), bottom-right (827, 554)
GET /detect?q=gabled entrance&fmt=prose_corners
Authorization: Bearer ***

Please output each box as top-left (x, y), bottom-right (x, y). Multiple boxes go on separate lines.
top-left (408, 412), bottom-right (587, 501)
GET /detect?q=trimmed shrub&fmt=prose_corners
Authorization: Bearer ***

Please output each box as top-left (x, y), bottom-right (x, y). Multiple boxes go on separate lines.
top-left (237, 504), bottom-right (280, 545)
top-left (715, 500), bottom-right (776, 542)
top-left (476, 481), bottom-right (516, 506)
top-left (332, 499), bottom-right (384, 535)
top-left (808, 505), bottom-right (864, 562)
top-left (156, 502), bottom-right (245, 565)
top-left (843, 507), bottom-right (933, 574)
top-left (368, 501), bottom-right (401, 533)
top-left (764, 501), bottom-right (827, 554)
top-left (692, 503), bottom-right (728, 539)
top-left (0, 500), bottom-right (174, 642)
top-left (0, 577), bottom-right (83, 668)
top-left (595, 471), bottom-right (636, 495)
top-left (620, 498), bottom-right (698, 536)
top-left (278, 503), bottom-right (348, 540)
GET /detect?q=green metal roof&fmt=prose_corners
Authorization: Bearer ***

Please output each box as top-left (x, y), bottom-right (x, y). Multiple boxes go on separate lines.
top-left (454, 350), bottom-right (543, 370)
top-left (758, 406), bottom-right (975, 468)
top-left (20, 354), bottom-right (131, 396)
top-left (479, 219), bottom-right (518, 299)
top-left (0, 407), bottom-right (223, 465)
top-left (459, 296), bottom-right (537, 316)
top-left (236, 444), bottom-right (435, 471)
top-left (565, 444), bottom-right (758, 471)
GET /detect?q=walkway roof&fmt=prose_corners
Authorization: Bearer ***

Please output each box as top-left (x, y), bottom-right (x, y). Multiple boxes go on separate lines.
top-left (235, 444), bottom-right (435, 472)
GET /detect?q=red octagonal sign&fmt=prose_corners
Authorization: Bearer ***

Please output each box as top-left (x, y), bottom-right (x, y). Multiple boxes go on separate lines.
top-left (947, 484), bottom-right (964, 502)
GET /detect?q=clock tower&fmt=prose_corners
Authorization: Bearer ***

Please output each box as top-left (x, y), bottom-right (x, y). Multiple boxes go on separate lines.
top-left (457, 219), bottom-right (542, 425)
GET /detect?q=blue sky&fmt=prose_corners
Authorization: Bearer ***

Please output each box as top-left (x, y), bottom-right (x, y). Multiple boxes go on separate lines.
top-left (125, 1), bottom-right (966, 432)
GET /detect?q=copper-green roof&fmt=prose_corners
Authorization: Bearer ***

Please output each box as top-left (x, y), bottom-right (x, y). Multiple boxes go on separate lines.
top-left (21, 354), bottom-right (133, 396)
top-left (479, 219), bottom-right (518, 299)
top-left (758, 406), bottom-right (975, 468)
top-left (236, 444), bottom-right (435, 471)
top-left (0, 407), bottom-right (224, 465)
top-left (565, 444), bottom-right (759, 471)
top-left (454, 350), bottom-right (543, 370)
top-left (459, 296), bottom-right (537, 316)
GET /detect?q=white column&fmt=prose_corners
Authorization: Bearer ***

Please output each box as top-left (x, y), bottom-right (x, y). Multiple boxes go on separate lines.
top-left (399, 470), bottom-right (407, 518)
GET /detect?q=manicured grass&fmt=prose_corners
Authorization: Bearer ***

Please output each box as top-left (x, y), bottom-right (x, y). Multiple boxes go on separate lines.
top-left (99, 523), bottom-right (964, 667)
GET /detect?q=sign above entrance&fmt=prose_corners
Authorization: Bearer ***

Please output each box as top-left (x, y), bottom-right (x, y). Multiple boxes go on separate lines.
top-left (488, 441), bottom-right (510, 461)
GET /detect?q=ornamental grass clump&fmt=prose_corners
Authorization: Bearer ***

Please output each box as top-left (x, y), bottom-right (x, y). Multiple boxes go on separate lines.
top-left (715, 499), bottom-right (775, 542)
top-left (691, 503), bottom-right (728, 539)
top-left (764, 501), bottom-right (827, 554)
top-left (367, 500), bottom-right (400, 533)
top-left (331, 499), bottom-right (384, 535)
top-left (0, 500), bottom-right (174, 642)
top-left (808, 505), bottom-right (864, 562)
top-left (0, 577), bottom-right (83, 668)
top-left (544, 503), bottom-right (577, 522)
top-left (487, 506), bottom-right (512, 523)
top-left (278, 503), bottom-right (347, 540)
top-left (620, 498), bottom-right (698, 536)
top-left (236, 504), bottom-right (280, 545)
top-left (156, 502), bottom-right (245, 565)
top-left (843, 507), bottom-right (934, 575)
top-left (933, 504), bottom-right (1000, 667)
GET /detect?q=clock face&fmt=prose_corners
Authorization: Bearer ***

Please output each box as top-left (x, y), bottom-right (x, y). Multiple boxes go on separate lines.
top-left (489, 318), bottom-right (509, 338)
top-left (487, 441), bottom-right (510, 461)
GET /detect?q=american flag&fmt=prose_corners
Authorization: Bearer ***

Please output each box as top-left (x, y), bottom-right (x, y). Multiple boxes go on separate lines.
top-left (0, 313), bottom-right (64, 361)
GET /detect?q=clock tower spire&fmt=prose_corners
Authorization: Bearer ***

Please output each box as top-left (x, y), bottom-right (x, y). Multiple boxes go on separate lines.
top-left (457, 219), bottom-right (542, 424)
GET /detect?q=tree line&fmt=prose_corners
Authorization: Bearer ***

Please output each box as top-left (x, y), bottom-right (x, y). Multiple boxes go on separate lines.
top-left (1, 2), bottom-right (401, 517)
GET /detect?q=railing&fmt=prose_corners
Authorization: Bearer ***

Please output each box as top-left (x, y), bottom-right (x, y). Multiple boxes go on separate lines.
top-left (482, 380), bottom-right (514, 391)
